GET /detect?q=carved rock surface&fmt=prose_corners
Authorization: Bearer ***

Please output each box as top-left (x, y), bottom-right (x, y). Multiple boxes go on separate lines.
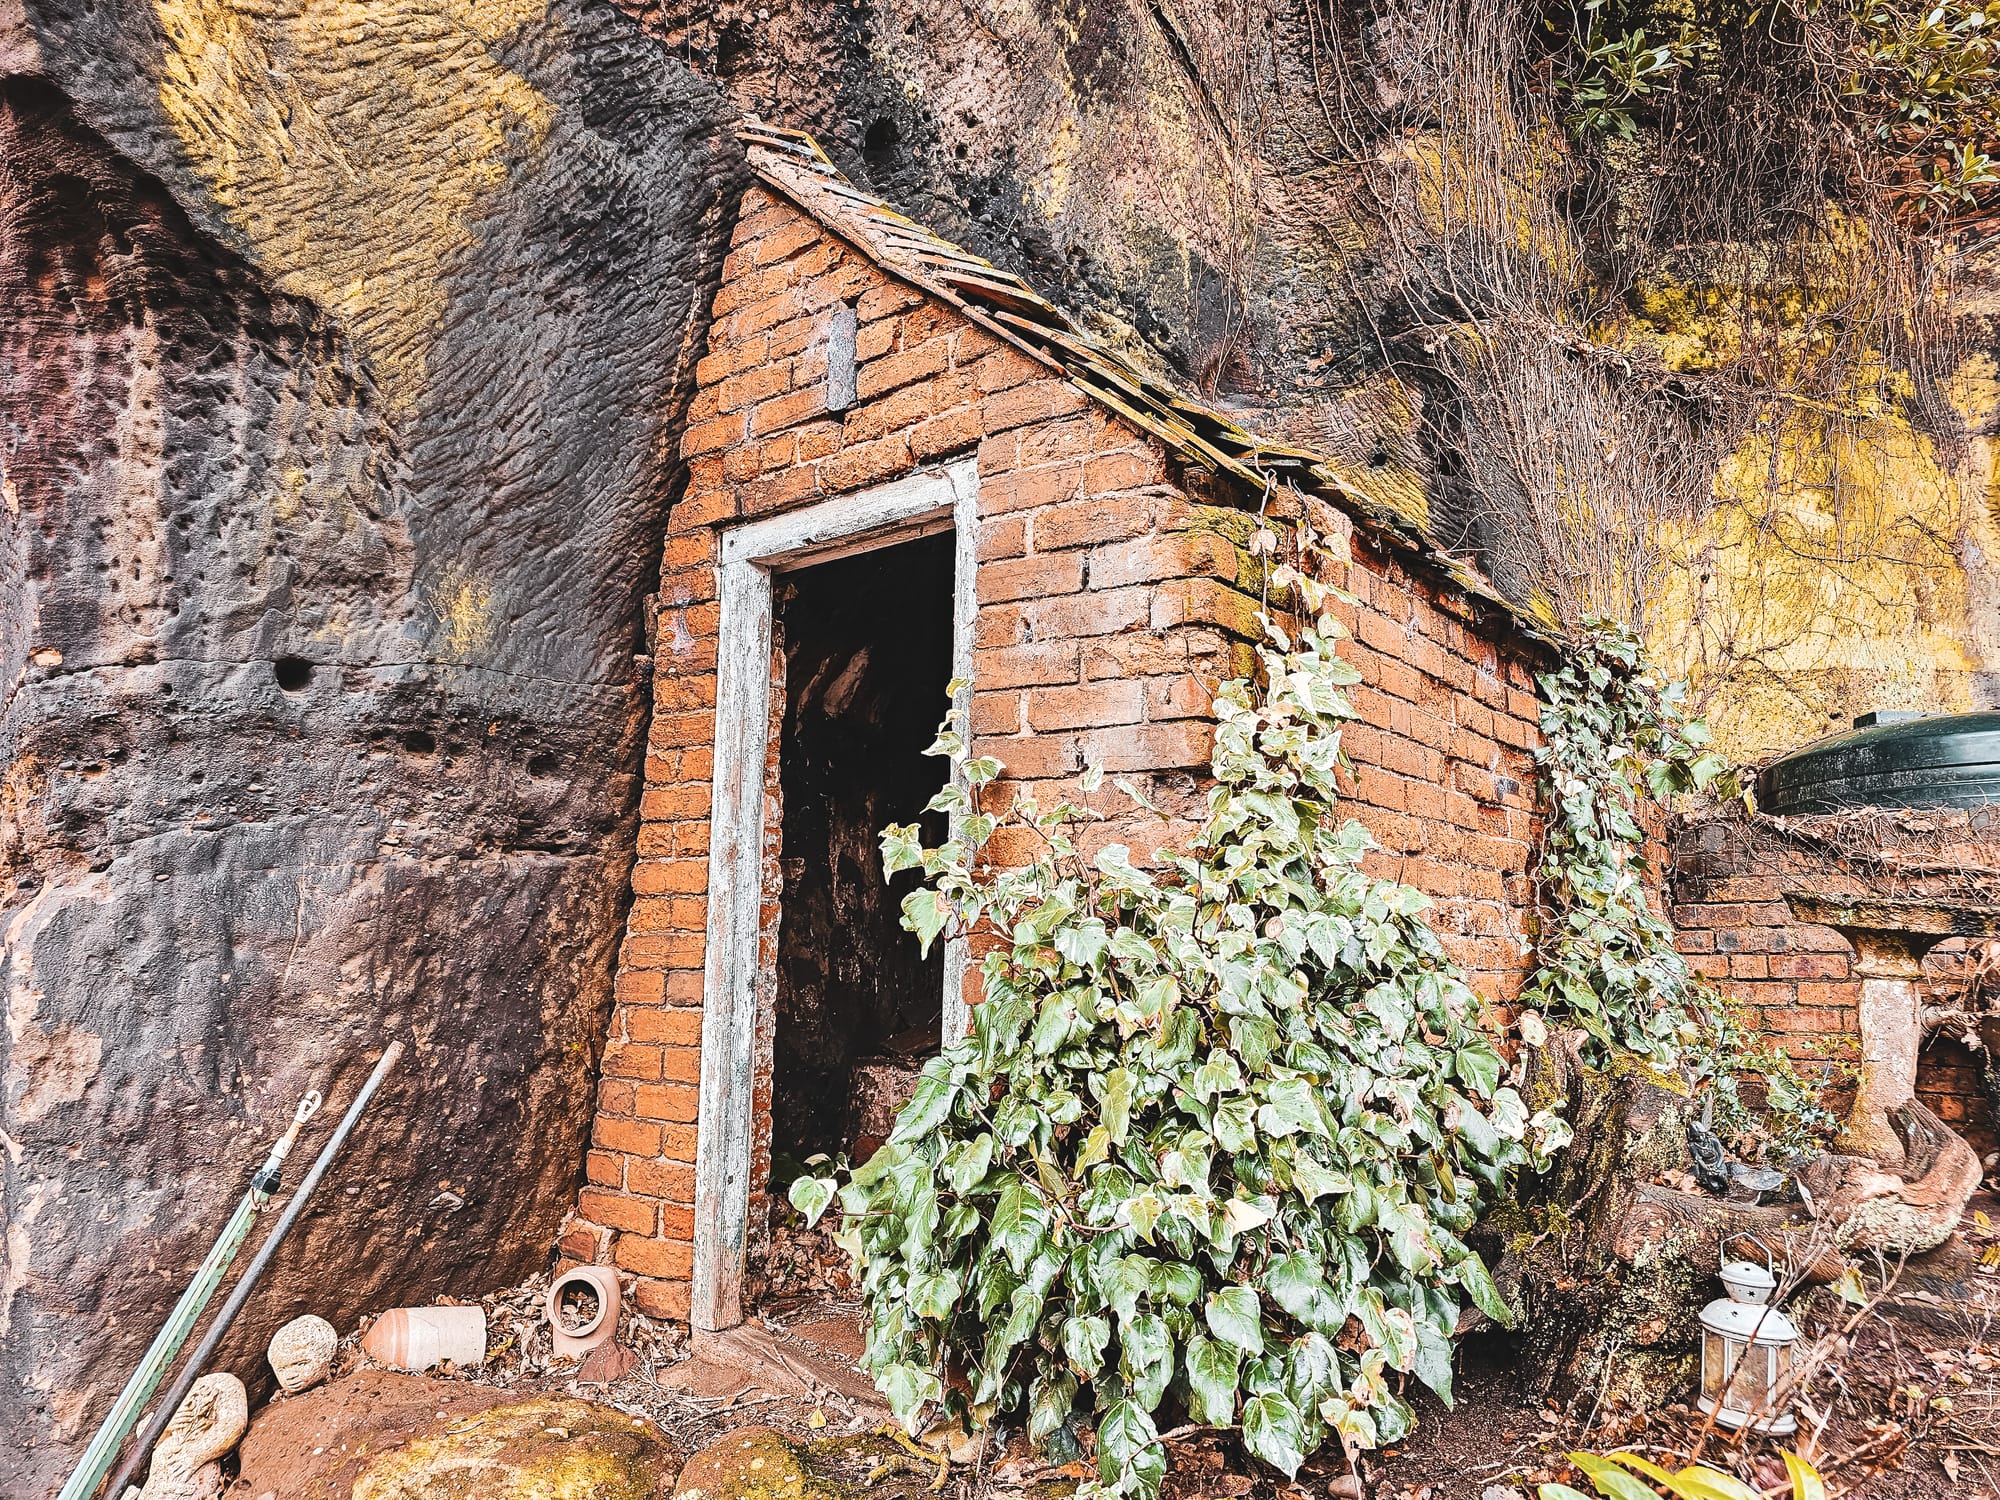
top-left (0, 2), bottom-right (742, 1488)
top-left (267, 1314), bottom-right (339, 1395)
top-left (137, 1372), bottom-right (248, 1500)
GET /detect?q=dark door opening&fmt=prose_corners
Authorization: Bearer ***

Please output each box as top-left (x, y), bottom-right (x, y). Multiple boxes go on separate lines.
top-left (767, 530), bottom-right (955, 1208)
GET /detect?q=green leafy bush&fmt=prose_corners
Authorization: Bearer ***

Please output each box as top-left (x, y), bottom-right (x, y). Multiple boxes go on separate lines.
top-left (1517, 623), bottom-right (1733, 1067)
top-left (791, 559), bottom-right (1568, 1498)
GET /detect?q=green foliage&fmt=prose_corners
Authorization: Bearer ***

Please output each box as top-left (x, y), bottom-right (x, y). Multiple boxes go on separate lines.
top-left (1846, 0), bottom-right (2000, 206)
top-left (1546, 1446), bottom-right (1824, 1500)
top-left (1687, 1002), bottom-right (1851, 1164)
top-left (791, 556), bottom-right (1568, 1498)
top-left (1549, 0), bottom-right (2000, 216)
top-left (1518, 622), bottom-right (1734, 1067)
top-left (1549, 0), bottom-right (1705, 137)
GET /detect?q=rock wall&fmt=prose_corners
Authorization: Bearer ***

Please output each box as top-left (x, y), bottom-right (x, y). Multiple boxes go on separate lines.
top-left (638, 0), bottom-right (2000, 762)
top-left (0, 1), bottom-right (741, 1486)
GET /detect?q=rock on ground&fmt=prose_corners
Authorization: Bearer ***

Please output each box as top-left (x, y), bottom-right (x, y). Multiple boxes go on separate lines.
top-left (674, 1426), bottom-right (845, 1500)
top-left (0, 2), bottom-right (742, 1489)
top-left (349, 1393), bottom-right (678, 1500)
top-left (235, 1371), bottom-right (676, 1499)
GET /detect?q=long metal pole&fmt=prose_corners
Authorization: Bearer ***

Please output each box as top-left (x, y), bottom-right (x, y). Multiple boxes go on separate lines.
top-left (56, 1090), bottom-right (322, 1500)
top-left (100, 1039), bottom-right (404, 1500)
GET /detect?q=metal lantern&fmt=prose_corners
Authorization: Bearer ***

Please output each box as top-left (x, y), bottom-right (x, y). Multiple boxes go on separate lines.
top-left (1697, 1259), bottom-right (1800, 1434)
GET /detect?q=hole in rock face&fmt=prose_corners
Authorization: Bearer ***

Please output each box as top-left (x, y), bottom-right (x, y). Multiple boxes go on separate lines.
top-left (862, 117), bottom-right (900, 170)
top-left (402, 730), bottom-right (437, 755)
top-left (526, 751), bottom-right (558, 778)
top-left (768, 532), bottom-right (954, 1175)
top-left (273, 657), bottom-right (313, 692)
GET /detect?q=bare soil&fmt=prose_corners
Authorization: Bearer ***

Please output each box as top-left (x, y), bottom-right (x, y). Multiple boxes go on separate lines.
top-left (228, 1229), bottom-right (2000, 1500)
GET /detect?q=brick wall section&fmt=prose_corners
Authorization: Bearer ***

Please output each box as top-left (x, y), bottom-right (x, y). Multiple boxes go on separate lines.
top-left (562, 187), bottom-right (1550, 1320)
top-left (1323, 526), bottom-right (1544, 1003)
top-left (1670, 813), bottom-right (1998, 1159)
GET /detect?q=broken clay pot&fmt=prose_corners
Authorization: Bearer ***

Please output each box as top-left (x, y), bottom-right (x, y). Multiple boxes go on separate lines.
top-left (361, 1306), bottom-right (487, 1373)
top-left (546, 1265), bottom-right (621, 1359)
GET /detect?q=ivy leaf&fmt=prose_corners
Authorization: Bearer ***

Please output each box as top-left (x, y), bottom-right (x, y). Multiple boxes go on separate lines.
top-left (901, 887), bottom-right (949, 956)
top-left (1184, 1333), bottom-right (1241, 1425)
top-left (787, 1174), bottom-right (836, 1228)
top-left (1120, 1312), bottom-right (1175, 1411)
top-left (1288, 1152), bottom-right (1352, 1203)
top-left (1056, 918), bottom-right (1110, 972)
top-left (1453, 1039), bottom-right (1503, 1098)
top-left (1029, 1367), bottom-right (1078, 1445)
top-left (909, 1267), bottom-right (962, 1319)
top-left (1413, 1316), bottom-right (1456, 1405)
top-left (1213, 1097), bottom-right (1258, 1153)
top-left (1267, 1251), bottom-right (1343, 1334)
top-left (948, 1132), bottom-right (994, 1194)
top-left (890, 1069), bottom-right (956, 1143)
top-left (1063, 1314), bottom-right (1111, 1379)
top-left (1150, 1261), bottom-right (1203, 1306)
top-left (1241, 1392), bottom-right (1307, 1477)
top-left (1205, 1286), bottom-right (1264, 1356)
top-left (880, 822), bottom-right (925, 875)
top-left (1099, 1067), bottom-right (1134, 1143)
top-left (1096, 1399), bottom-right (1163, 1491)
top-left (1455, 1252), bottom-right (1515, 1326)
top-left (880, 1361), bottom-right (944, 1432)
top-left (1257, 1077), bottom-right (1328, 1137)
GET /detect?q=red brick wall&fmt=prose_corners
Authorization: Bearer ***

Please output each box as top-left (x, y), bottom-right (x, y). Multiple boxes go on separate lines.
top-left (1670, 811), bottom-right (1998, 1159)
top-left (1325, 531), bottom-right (1544, 1003)
top-left (562, 186), bottom-right (1550, 1320)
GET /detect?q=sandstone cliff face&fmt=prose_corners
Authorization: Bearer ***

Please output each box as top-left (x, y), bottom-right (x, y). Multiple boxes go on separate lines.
top-left (654, 0), bottom-right (2000, 759)
top-left (0, 1), bottom-right (739, 1485)
top-left (6, 0), bottom-right (1999, 1488)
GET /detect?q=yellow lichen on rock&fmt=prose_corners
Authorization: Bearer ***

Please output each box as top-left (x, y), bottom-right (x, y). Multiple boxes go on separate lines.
top-left (151, 0), bottom-right (555, 412)
top-left (430, 562), bottom-right (496, 659)
top-left (1648, 395), bottom-right (1983, 760)
top-left (351, 1395), bottom-right (675, 1500)
top-left (674, 1426), bottom-right (845, 1500)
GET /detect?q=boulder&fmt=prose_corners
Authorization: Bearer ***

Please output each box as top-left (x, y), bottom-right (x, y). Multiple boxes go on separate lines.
top-left (0, 3), bottom-right (743, 1488)
top-left (674, 1426), bottom-right (844, 1500)
top-left (349, 1394), bottom-right (677, 1500)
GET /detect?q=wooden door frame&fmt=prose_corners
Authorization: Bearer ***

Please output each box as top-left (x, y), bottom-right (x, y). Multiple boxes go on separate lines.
top-left (690, 458), bottom-right (977, 1332)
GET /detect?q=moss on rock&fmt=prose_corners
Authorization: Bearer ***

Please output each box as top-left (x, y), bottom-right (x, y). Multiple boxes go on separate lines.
top-left (350, 1395), bottom-right (676, 1500)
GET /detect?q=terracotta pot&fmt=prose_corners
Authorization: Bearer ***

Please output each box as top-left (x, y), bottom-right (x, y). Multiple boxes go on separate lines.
top-left (544, 1266), bottom-right (621, 1359)
top-left (361, 1306), bottom-right (487, 1372)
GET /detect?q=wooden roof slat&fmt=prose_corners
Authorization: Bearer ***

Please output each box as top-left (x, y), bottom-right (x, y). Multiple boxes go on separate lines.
top-left (735, 121), bottom-right (1550, 645)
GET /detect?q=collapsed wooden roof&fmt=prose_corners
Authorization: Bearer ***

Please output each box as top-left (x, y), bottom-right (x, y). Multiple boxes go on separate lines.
top-left (739, 120), bottom-right (1540, 635)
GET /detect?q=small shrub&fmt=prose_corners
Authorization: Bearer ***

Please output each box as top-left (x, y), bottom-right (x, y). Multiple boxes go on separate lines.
top-left (791, 553), bottom-right (1568, 1498)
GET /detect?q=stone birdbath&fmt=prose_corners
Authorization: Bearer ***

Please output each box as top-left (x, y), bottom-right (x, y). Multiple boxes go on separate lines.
top-left (1783, 893), bottom-right (2000, 1167)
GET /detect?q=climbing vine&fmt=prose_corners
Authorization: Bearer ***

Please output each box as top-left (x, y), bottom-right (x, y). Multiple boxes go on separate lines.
top-left (1516, 625), bottom-right (1842, 1162)
top-left (1547, 0), bottom-right (2000, 221)
top-left (1517, 623), bottom-right (1735, 1066)
top-left (791, 551), bottom-right (1567, 1497)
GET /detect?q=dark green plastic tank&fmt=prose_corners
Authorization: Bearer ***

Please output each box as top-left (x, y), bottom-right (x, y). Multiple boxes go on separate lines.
top-left (1757, 710), bottom-right (2000, 814)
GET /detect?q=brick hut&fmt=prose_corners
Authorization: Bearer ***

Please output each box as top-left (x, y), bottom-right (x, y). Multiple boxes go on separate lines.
top-left (562, 122), bottom-right (1554, 1329)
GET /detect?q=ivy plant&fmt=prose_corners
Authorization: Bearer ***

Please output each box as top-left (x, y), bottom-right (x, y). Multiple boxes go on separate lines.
top-left (791, 558), bottom-right (1568, 1498)
top-left (1516, 623), bottom-right (1734, 1067)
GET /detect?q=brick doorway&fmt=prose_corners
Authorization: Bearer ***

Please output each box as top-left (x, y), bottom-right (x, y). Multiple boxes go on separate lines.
top-left (692, 461), bottom-right (976, 1330)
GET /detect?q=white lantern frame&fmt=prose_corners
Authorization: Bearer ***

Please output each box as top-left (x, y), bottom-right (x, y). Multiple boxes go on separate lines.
top-left (1696, 1258), bottom-right (1800, 1435)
